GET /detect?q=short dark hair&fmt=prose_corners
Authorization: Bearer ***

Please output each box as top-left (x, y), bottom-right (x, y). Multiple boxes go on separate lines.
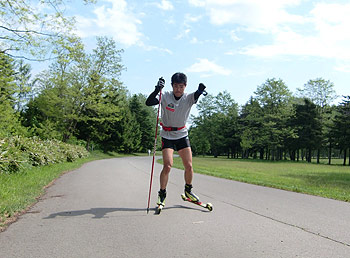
top-left (171, 72), bottom-right (187, 85)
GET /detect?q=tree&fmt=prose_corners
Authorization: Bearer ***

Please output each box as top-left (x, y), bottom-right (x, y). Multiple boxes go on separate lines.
top-left (129, 94), bottom-right (155, 152)
top-left (239, 97), bottom-right (266, 159)
top-left (253, 78), bottom-right (293, 160)
top-left (22, 36), bottom-right (127, 150)
top-left (297, 78), bottom-right (337, 109)
top-left (191, 91), bottom-right (238, 158)
top-left (332, 96), bottom-right (350, 166)
top-left (288, 99), bottom-right (323, 163)
top-left (1, 0), bottom-right (96, 60)
top-left (74, 37), bottom-right (125, 148)
top-left (14, 60), bottom-right (32, 111)
top-left (0, 53), bottom-right (26, 137)
top-left (188, 126), bottom-right (210, 156)
top-left (297, 78), bottom-right (338, 163)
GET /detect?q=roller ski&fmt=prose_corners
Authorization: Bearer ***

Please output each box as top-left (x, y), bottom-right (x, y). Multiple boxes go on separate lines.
top-left (156, 189), bottom-right (166, 214)
top-left (181, 184), bottom-right (213, 212)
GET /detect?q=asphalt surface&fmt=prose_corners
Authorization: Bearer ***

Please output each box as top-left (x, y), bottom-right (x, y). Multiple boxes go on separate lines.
top-left (1, 156), bottom-right (350, 258)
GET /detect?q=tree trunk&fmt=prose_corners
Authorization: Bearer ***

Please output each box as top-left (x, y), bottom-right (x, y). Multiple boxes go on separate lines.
top-left (86, 137), bottom-right (91, 151)
top-left (328, 142), bottom-right (332, 165)
top-left (259, 148), bottom-right (263, 159)
top-left (271, 149), bottom-right (275, 161)
top-left (317, 149), bottom-right (320, 164)
top-left (343, 148), bottom-right (347, 166)
top-left (290, 150), bottom-right (295, 161)
top-left (297, 149), bottom-right (299, 162)
top-left (301, 149), bottom-right (304, 161)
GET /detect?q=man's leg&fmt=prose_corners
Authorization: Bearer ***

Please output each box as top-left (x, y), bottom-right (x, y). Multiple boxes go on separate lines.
top-left (160, 148), bottom-right (174, 190)
top-left (178, 147), bottom-right (193, 185)
top-left (178, 147), bottom-right (199, 202)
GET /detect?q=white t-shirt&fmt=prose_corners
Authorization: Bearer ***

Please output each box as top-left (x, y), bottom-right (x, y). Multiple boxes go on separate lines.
top-left (160, 91), bottom-right (196, 140)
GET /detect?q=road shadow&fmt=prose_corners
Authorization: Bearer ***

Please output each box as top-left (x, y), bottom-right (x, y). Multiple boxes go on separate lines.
top-left (44, 207), bottom-right (147, 219)
top-left (44, 205), bottom-right (208, 219)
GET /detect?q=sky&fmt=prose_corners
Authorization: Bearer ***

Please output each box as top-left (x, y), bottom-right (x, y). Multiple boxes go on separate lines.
top-left (60, 0), bottom-right (350, 107)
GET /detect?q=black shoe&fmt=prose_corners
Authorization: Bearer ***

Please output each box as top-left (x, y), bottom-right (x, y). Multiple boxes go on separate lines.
top-left (157, 189), bottom-right (166, 206)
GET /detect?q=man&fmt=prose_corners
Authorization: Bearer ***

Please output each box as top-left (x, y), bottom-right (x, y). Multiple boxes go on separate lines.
top-left (146, 72), bottom-right (206, 207)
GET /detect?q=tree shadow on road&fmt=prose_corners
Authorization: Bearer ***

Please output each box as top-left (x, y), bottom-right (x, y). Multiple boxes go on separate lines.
top-left (44, 205), bottom-right (207, 219)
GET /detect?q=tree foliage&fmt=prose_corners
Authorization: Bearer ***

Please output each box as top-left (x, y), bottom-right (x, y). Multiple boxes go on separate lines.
top-left (332, 96), bottom-right (350, 165)
top-left (297, 78), bottom-right (338, 108)
top-left (0, 53), bottom-right (26, 137)
top-left (0, 0), bottom-right (96, 60)
top-left (190, 77), bottom-right (349, 165)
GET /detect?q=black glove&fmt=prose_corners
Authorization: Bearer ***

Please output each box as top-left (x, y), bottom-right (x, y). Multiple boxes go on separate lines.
top-left (155, 77), bottom-right (165, 92)
top-left (198, 83), bottom-right (206, 93)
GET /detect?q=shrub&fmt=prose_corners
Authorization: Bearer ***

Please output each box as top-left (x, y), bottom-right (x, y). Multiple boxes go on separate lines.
top-left (0, 136), bottom-right (89, 174)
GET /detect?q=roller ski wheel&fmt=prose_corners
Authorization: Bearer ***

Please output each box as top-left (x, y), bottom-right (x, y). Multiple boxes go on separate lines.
top-left (156, 203), bottom-right (164, 214)
top-left (181, 194), bottom-right (213, 212)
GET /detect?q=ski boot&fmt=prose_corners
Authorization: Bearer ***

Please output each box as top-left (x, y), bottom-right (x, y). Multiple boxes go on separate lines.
top-left (182, 184), bottom-right (213, 211)
top-left (156, 189), bottom-right (166, 214)
top-left (184, 184), bottom-right (200, 202)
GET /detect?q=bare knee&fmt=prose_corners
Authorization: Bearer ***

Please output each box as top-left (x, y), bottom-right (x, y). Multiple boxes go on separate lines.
top-left (183, 162), bottom-right (193, 172)
top-left (163, 162), bottom-right (172, 173)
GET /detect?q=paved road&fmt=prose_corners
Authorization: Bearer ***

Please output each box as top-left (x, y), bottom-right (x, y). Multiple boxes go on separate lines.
top-left (1, 156), bottom-right (350, 258)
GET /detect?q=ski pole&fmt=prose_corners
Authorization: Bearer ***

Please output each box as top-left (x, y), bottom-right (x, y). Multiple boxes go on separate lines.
top-left (147, 78), bottom-right (163, 214)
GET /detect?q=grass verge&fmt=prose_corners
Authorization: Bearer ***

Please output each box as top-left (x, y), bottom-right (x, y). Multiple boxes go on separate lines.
top-left (169, 156), bottom-right (350, 202)
top-left (0, 151), bottom-right (125, 231)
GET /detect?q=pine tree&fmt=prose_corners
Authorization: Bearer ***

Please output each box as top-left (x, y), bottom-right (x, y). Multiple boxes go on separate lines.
top-left (290, 99), bottom-right (323, 163)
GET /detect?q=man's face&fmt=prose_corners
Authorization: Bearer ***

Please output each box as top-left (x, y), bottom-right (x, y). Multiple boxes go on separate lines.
top-left (172, 83), bottom-right (186, 97)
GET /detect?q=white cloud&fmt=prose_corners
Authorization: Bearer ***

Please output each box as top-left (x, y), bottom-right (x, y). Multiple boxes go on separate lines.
top-left (189, 1), bottom-right (350, 62)
top-left (189, 0), bottom-right (304, 33)
top-left (138, 42), bottom-right (173, 54)
top-left (229, 30), bottom-right (241, 41)
top-left (75, 0), bottom-right (143, 46)
top-left (240, 3), bottom-right (350, 61)
top-left (190, 37), bottom-right (198, 44)
top-left (175, 28), bottom-right (191, 40)
top-left (186, 58), bottom-right (232, 76)
top-left (185, 14), bottom-right (203, 23)
top-left (188, 0), bottom-right (206, 7)
top-left (155, 0), bottom-right (174, 11)
top-left (334, 63), bottom-right (350, 73)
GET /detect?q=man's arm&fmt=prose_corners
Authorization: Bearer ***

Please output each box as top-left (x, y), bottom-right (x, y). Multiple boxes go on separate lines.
top-left (145, 77), bottom-right (165, 106)
top-left (145, 88), bottom-right (160, 106)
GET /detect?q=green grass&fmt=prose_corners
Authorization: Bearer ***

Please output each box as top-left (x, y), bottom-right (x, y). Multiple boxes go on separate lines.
top-left (0, 151), bottom-right (125, 229)
top-left (170, 156), bottom-right (350, 202)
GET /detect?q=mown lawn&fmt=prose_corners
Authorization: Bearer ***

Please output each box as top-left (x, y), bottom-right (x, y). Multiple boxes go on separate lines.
top-left (171, 156), bottom-right (350, 202)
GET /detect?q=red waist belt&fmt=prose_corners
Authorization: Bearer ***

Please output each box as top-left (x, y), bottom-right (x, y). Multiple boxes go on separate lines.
top-left (160, 122), bottom-right (186, 131)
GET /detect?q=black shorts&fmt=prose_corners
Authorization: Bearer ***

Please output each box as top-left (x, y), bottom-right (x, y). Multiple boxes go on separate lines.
top-left (162, 136), bottom-right (191, 151)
